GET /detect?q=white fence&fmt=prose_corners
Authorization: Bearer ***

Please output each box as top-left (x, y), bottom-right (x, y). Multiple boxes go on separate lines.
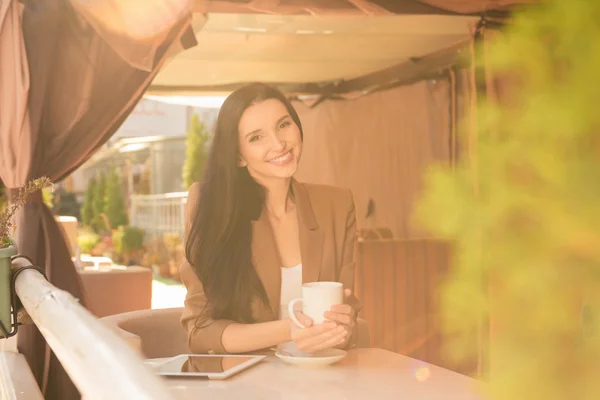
top-left (1, 258), bottom-right (176, 400)
top-left (129, 192), bottom-right (188, 239)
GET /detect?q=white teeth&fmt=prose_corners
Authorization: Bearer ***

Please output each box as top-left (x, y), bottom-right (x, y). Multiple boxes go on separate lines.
top-left (270, 151), bottom-right (291, 163)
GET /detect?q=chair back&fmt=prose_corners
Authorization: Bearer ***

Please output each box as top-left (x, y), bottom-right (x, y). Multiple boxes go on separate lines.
top-left (101, 307), bottom-right (187, 359)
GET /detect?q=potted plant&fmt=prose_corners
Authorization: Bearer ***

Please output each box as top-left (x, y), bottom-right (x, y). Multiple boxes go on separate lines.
top-left (0, 177), bottom-right (52, 338)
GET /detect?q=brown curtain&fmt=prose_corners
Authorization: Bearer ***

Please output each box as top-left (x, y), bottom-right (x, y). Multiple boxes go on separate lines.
top-left (415, 0), bottom-right (537, 13)
top-left (293, 80), bottom-right (452, 239)
top-left (0, 1), bottom-right (194, 399)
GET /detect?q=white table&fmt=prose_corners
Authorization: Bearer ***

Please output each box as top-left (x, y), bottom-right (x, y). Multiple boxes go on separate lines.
top-left (157, 348), bottom-right (485, 400)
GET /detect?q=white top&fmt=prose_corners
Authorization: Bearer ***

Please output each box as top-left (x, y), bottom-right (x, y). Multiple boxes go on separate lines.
top-left (279, 264), bottom-right (303, 319)
top-left (278, 264), bottom-right (303, 354)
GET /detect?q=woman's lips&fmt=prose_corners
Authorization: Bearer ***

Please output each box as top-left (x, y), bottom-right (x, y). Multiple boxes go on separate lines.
top-left (267, 150), bottom-right (293, 165)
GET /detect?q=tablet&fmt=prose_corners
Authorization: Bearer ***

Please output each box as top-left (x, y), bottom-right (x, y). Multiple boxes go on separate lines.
top-left (151, 354), bottom-right (266, 380)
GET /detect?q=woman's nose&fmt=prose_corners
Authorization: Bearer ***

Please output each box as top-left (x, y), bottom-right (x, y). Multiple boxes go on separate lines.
top-left (269, 133), bottom-right (286, 150)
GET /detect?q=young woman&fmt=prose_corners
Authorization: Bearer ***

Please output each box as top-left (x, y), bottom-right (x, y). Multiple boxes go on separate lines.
top-left (180, 83), bottom-right (361, 355)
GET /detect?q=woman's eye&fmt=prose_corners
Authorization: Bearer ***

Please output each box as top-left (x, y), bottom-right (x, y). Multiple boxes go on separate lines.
top-left (278, 121), bottom-right (291, 130)
top-left (249, 135), bottom-right (261, 142)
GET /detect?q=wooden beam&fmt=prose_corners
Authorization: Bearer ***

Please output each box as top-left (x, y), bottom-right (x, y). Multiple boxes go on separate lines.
top-left (367, 0), bottom-right (514, 17)
top-left (191, 0), bottom-right (512, 17)
top-left (146, 82), bottom-right (330, 95)
top-left (192, 0), bottom-right (372, 16)
top-left (147, 41), bottom-right (469, 96)
top-left (320, 40), bottom-right (469, 94)
top-left (148, 38), bottom-right (471, 96)
top-left (345, 0), bottom-right (394, 16)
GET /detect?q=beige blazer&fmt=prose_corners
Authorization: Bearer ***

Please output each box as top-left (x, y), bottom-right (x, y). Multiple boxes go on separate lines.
top-left (180, 179), bottom-right (361, 354)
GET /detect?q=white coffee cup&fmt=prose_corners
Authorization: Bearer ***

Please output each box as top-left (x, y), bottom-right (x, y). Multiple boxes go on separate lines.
top-left (288, 282), bottom-right (344, 328)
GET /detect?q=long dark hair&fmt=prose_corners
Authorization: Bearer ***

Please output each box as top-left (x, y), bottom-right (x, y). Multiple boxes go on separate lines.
top-left (185, 83), bottom-right (303, 322)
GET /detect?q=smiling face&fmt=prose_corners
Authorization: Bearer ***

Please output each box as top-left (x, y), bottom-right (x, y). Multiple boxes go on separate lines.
top-left (238, 98), bottom-right (303, 185)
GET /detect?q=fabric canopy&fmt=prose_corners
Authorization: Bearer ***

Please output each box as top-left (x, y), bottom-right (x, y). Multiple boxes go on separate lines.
top-left (148, 0), bottom-right (537, 95)
top-left (149, 12), bottom-right (477, 94)
top-left (0, 1), bottom-right (194, 398)
top-left (293, 78), bottom-right (465, 238)
top-left (416, 0), bottom-right (536, 13)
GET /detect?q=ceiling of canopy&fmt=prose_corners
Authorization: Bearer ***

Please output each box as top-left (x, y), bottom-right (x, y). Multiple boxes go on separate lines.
top-left (147, 0), bottom-right (520, 95)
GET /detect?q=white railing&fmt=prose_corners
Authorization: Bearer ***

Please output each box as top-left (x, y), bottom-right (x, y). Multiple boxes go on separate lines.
top-left (129, 192), bottom-right (188, 239)
top-left (6, 259), bottom-right (177, 400)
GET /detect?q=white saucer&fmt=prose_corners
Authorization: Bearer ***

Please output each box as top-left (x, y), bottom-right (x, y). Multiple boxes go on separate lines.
top-left (275, 348), bottom-right (347, 367)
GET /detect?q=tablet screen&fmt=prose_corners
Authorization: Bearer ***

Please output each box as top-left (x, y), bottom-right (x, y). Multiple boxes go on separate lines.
top-left (155, 355), bottom-right (259, 375)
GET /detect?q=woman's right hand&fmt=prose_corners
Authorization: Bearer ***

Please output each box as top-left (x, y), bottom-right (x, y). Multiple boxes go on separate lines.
top-left (289, 312), bottom-right (348, 353)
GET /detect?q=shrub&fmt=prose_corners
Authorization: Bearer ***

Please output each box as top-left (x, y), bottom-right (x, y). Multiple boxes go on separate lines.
top-left (81, 177), bottom-right (96, 227)
top-left (182, 114), bottom-right (210, 190)
top-left (77, 232), bottom-right (101, 254)
top-left (105, 167), bottom-right (128, 228)
top-left (112, 226), bottom-right (145, 256)
top-left (53, 190), bottom-right (81, 220)
top-left (92, 171), bottom-right (107, 232)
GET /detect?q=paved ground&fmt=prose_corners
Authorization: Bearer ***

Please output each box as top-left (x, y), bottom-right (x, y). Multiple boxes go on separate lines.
top-left (151, 277), bottom-right (186, 309)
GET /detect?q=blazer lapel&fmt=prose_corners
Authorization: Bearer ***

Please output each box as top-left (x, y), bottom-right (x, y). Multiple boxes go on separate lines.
top-left (293, 179), bottom-right (323, 284)
top-left (251, 179), bottom-right (323, 317)
top-left (252, 216), bottom-right (281, 317)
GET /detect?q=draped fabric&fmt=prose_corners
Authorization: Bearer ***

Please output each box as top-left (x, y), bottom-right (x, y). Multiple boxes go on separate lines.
top-left (293, 80), bottom-right (452, 239)
top-left (0, 1), bottom-right (194, 398)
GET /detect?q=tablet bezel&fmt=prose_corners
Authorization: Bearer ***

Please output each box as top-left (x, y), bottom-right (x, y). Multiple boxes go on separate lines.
top-left (152, 354), bottom-right (266, 380)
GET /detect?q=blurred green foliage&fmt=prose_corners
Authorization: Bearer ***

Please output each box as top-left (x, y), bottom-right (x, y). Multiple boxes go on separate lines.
top-left (92, 171), bottom-right (107, 232)
top-left (182, 113), bottom-right (210, 190)
top-left (112, 225), bottom-right (145, 256)
top-left (81, 177), bottom-right (96, 227)
top-left (77, 231), bottom-right (101, 254)
top-left (0, 180), bottom-right (5, 211)
top-left (105, 167), bottom-right (128, 229)
top-left (416, 1), bottom-right (600, 399)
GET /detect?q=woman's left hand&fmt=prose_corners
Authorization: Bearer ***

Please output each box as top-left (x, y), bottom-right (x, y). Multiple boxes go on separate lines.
top-left (323, 289), bottom-right (356, 348)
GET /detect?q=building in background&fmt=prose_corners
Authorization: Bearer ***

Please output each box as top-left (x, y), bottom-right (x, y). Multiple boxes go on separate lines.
top-left (64, 96), bottom-right (220, 200)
